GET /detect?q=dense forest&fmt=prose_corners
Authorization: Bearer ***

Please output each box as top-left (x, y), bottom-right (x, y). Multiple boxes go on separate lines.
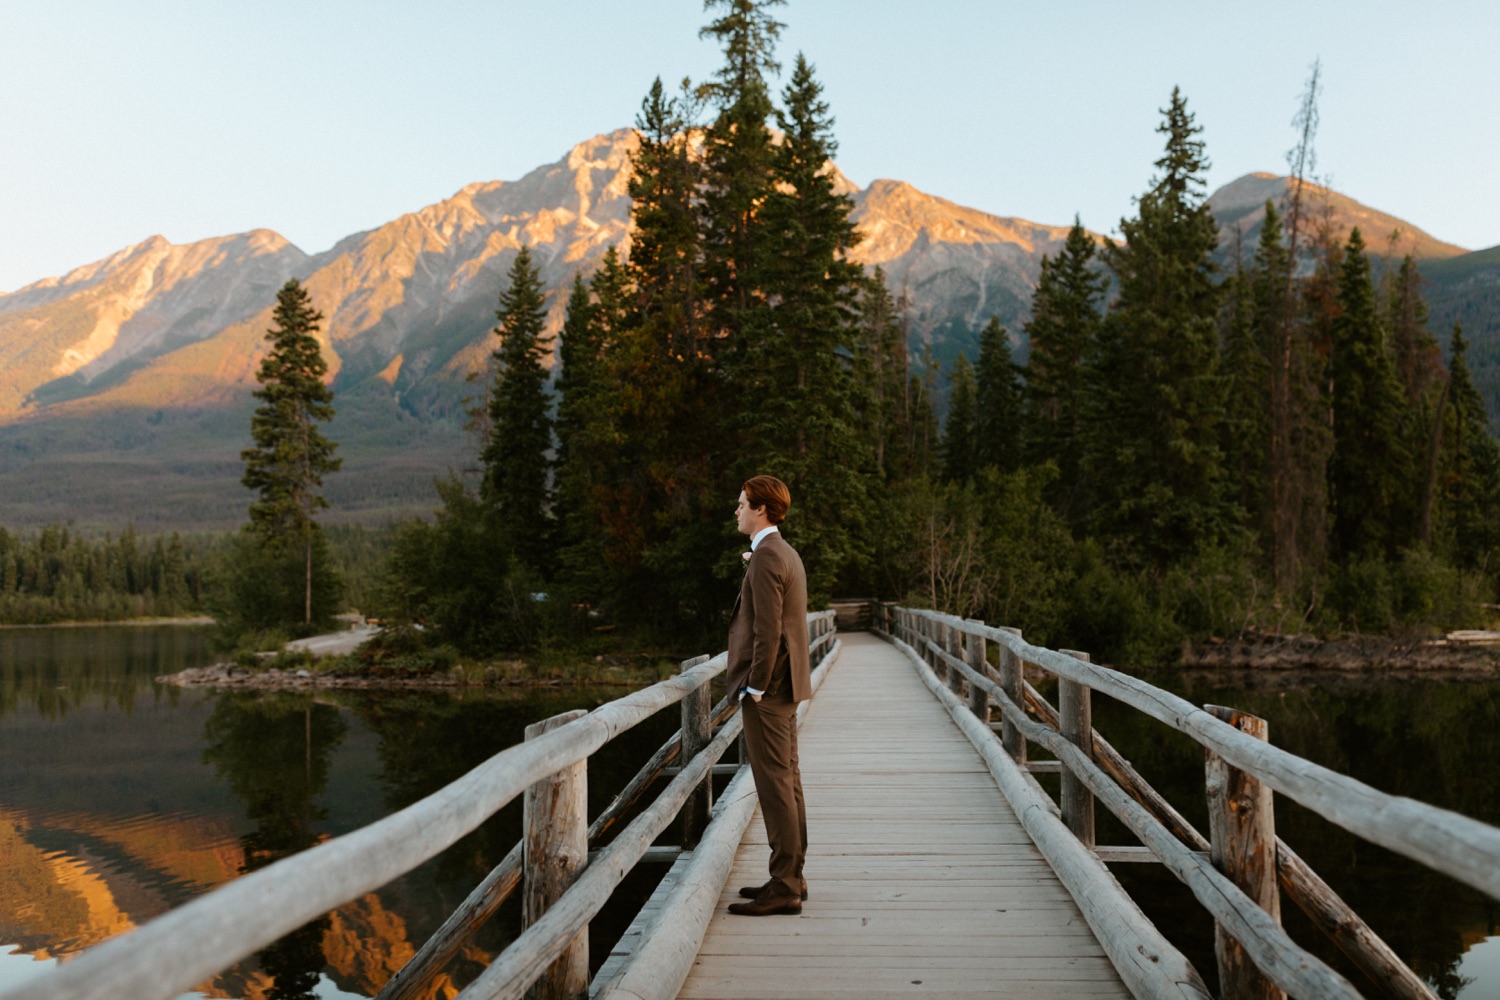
top-left (367, 1), bottom-right (1500, 666)
top-left (0, 525), bottom-right (207, 623)
top-left (0, 525), bottom-right (385, 627)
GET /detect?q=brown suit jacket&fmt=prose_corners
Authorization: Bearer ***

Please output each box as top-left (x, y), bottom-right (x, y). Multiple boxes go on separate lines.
top-left (726, 530), bottom-right (811, 702)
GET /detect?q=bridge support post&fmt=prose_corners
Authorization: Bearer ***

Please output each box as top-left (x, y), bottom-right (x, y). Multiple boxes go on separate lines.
top-left (681, 655), bottom-right (713, 848)
top-left (1057, 650), bottom-right (1095, 850)
top-left (922, 616), bottom-right (940, 679)
top-left (997, 627), bottom-right (1026, 766)
top-left (945, 623), bottom-right (966, 698)
top-left (964, 620), bottom-right (988, 721)
top-left (524, 709), bottom-right (589, 1000)
top-left (1205, 706), bottom-right (1285, 1000)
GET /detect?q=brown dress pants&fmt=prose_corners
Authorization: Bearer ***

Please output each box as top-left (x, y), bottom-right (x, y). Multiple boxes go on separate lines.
top-left (741, 686), bottom-right (807, 896)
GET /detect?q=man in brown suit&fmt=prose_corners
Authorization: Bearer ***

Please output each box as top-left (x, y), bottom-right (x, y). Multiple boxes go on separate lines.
top-left (725, 475), bottom-right (811, 917)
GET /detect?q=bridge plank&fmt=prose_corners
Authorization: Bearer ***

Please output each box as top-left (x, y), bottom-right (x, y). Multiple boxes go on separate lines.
top-left (674, 632), bottom-right (1129, 1000)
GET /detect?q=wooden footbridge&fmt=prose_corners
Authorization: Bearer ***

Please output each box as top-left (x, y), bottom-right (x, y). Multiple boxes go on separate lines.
top-left (7, 605), bottom-right (1500, 1000)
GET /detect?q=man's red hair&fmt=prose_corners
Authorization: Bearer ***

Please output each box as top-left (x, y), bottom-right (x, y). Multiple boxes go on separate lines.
top-left (742, 475), bottom-right (791, 525)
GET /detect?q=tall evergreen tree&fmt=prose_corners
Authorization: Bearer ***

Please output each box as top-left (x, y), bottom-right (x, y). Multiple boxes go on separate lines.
top-left (733, 52), bottom-right (870, 599)
top-left (240, 278), bottom-right (342, 626)
top-left (1022, 221), bottom-right (1102, 510)
top-left (553, 271), bottom-right (606, 591)
top-left (1384, 255), bottom-right (1448, 542)
top-left (974, 318), bottom-right (1024, 475)
top-left (941, 354), bottom-right (979, 483)
top-left (856, 269), bottom-right (915, 483)
top-left (1439, 323), bottom-right (1500, 567)
top-left (1254, 200), bottom-right (1329, 591)
top-left (1084, 88), bottom-right (1229, 566)
top-left (481, 245), bottom-right (554, 573)
top-left (1328, 228), bottom-right (1412, 560)
top-left (698, 0), bottom-right (784, 352)
top-left (1222, 239), bottom-right (1270, 547)
top-left (1386, 255), bottom-right (1443, 408)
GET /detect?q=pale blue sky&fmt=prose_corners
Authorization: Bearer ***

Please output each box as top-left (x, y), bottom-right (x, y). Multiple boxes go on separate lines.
top-left (1, 1), bottom-right (1495, 293)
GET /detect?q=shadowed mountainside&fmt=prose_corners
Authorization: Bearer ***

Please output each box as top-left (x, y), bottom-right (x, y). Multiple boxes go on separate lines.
top-left (0, 132), bottom-right (1488, 529)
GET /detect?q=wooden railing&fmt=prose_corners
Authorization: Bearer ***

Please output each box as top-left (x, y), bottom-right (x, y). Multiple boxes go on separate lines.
top-left (877, 604), bottom-right (1500, 1000)
top-left (0, 611), bottom-right (839, 1000)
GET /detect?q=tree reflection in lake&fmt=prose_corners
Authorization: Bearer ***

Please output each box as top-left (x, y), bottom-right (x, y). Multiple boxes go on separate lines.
top-left (203, 694), bottom-right (348, 999)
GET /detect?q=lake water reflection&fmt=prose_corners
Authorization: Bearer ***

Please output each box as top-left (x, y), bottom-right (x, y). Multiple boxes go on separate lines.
top-left (1, 627), bottom-right (1497, 998)
top-left (0, 626), bottom-right (677, 999)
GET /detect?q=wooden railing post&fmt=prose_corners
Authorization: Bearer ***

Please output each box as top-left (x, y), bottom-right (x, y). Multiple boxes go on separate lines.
top-left (964, 620), bottom-right (987, 720)
top-left (524, 709), bottom-right (589, 1000)
top-left (680, 655), bottom-right (713, 848)
top-left (926, 616), bottom-right (943, 680)
top-left (1057, 650), bottom-right (1096, 850)
top-left (945, 621), bottom-right (965, 697)
top-left (1205, 705), bottom-right (1285, 1000)
top-left (997, 626), bottom-right (1026, 766)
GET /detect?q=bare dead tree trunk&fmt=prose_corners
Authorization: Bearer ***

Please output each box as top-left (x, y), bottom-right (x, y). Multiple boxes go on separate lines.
top-left (1271, 59), bottom-right (1321, 594)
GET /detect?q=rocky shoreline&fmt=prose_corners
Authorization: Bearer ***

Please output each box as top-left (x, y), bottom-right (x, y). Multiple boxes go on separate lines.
top-left (156, 663), bottom-right (477, 690)
top-left (1183, 631), bottom-right (1500, 675)
top-left (155, 662), bottom-right (648, 690)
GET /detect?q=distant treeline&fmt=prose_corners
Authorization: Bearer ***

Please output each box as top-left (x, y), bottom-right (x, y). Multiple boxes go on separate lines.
top-left (0, 524), bottom-right (389, 626)
top-left (0, 525), bottom-right (208, 624)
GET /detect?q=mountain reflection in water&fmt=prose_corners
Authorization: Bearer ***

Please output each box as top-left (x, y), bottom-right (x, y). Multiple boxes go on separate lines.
top-left (0, 625), bottom-right (677, 999)
top-left (2, 626), bottom-right (1497, 998)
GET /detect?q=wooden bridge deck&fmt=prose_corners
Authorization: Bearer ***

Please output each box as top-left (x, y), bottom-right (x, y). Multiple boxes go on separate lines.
top-left (674, 631), bottom-right (1130, 999)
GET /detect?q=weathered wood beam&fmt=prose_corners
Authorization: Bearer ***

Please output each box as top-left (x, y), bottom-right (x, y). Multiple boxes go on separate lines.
top-left (592, 638), bottom-right (843, 1000)
top-left (524, 710), bottom-right (589, 1000)
top-left (8, 652), bottom-right (731, 1000)
top-left (914, 631), bottom-right (1362, 999)
top-left (889, 630), bottom-right (1213, 1000)
top-left (1205, 706), bottom-right (1284, 1000)
top-left (906, 607), bottom-right (1500, 901)
top-left (457, 702), bottom-right (745, 1000)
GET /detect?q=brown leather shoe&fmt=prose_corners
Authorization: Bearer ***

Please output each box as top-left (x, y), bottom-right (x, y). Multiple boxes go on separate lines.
top-left (728, 887), bottom-right (802, 916)
top-left (738, 880), bottom-right (809, 901)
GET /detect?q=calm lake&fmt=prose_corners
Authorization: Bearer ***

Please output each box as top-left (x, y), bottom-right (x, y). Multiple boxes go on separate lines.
top-left (1, 625), bottom-right (1497, 999)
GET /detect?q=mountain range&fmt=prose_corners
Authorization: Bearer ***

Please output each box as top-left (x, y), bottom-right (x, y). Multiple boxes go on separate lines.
top-left (1, 129), bottom-right (1495, 530)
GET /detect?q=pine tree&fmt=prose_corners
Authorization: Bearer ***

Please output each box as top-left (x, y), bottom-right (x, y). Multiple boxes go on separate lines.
top-left (555, 249), bottom-right (634, 601)
top-left (941, 354), bottom-right (979, 483)
top-left (732, 52), bottom-right (870, 599)
top-left (1387, 255), bottom-right (1443, 408)
top-left (1222, 238), bottom-right (1270, 547)
top-left (1328, 228), bottom-right (1412, 560)
top-left (1255, 200), bottom-right (1328, 590)
top-left (1084, 89), bottom-right (1229, 567)
top-left (481, 245), bottom-right (555, 573)
top-left (974, 318), bottom-right (1024, 476)
top-left (1022, 221), bottom-right (1103, 509)
top-left (1384, 255), bottom-right (1447, 543)
top-left (240, 278), bottom-right (342, 626)
top-left (1439, 323), bottom-right (1500, 567)
top-left (857, 269), bottom-right (912, 482)
top-left (698, 0), bottom-right (784, 350)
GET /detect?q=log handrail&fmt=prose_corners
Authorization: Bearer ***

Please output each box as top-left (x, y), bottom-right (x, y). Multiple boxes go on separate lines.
top-left (1016, 677), bottom-right (1435, 1000)
top-left (900, 606), bottom-right (1500, 901)
top-left (376, 690), bottom-right (745, 1000)
top-left (2, 611), bottom-right (836, 1000)
top-left (883, 604), bottom-right (1452, 1000)
top-left (900, 625), bottom-right (1360, 999)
